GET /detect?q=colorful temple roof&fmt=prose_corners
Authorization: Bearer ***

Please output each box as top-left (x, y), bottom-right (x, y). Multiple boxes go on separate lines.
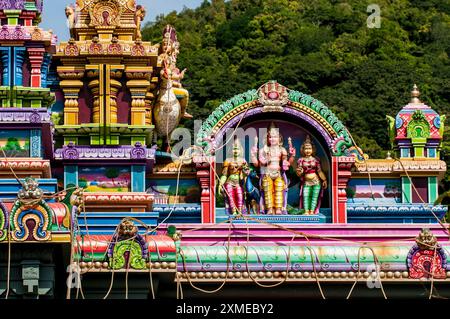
top-left (395, 85), bottom-right (443, 140)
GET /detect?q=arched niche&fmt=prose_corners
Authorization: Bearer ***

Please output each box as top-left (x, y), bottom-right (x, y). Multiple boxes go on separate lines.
top-left (195, 81), bottom-right (364, 224)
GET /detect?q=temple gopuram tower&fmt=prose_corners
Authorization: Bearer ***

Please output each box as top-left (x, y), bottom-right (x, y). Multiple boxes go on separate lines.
top-left (0, 0), bottom-right (73, 299)
top-left (386, 85), bottom-right (446, 206)
top-left (52, 0), bottom-right (162, 212)
top-left (0, 0), bottom-right (57, 205)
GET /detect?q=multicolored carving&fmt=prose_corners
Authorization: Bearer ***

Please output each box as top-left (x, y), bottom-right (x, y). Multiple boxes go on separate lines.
top-left (154, 25), bottom-right (191, 142)
top-left (407, 110), bottom-right (430, 139)
top-left (296, 136), bottom-right (327, 215)
top-left (53, 0), bottom-right (165, 147)
top-left (196, 81), bottom-right (362, 160)
top-left (407, 229), bottom-right (447, 279)
top-left (218, 138), bottom-right (249, 215)
top-left (0, 0), bottom-right (449, 299)
top-left (9, 178), bottom-right (53, 241)
top-left (107, 219), bottom-right (148, 270)
top-left (0, 201), bottom-right (7, 241)
top-left (78, 166), bottom-right (131, 193)
top-left (390, 85), bottom-right (444, 159)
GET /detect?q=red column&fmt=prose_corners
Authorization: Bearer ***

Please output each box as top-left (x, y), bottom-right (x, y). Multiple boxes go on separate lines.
top-left (332, 156), bottom-right (354, 223)
top-left (195, 157), bottom-right (216, 224)
top-left (21, 12), bottom-right (36, 26)
top-left (27, 48), bottom-right (45, 88)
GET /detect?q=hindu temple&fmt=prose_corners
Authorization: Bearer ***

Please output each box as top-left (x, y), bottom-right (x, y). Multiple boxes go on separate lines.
top-left (0, 0), bottom-right (448, 299)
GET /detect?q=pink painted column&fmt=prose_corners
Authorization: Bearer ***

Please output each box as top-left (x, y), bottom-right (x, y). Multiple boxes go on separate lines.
top-left (21, 12), bottom-right (36, 26)
top-left (195, 156), bottom-right (216, 224)
top-left (331, 156), bottom-right (354, 223)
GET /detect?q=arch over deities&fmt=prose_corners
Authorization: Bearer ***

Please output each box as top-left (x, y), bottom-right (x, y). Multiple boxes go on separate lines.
top-left (196, 81), bottom-right (366, 162)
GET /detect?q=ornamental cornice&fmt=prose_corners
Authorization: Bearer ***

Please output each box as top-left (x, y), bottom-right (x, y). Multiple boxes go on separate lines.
top-left (354, 159), bottom-right (447, 173)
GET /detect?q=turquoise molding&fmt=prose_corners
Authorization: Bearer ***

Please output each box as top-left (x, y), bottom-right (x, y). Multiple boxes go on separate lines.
top-left (64, 165), bottom-right (78, 189)
top-left (131, 165), bottom-right (145, 192)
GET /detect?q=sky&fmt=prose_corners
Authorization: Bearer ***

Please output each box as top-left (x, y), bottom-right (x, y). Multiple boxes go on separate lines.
top-left (40, 0), bottom-right (204, 42)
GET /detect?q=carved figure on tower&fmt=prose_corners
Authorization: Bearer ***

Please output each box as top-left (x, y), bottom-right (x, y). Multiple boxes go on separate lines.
top-left (65, 5), bottom-right (76, 39)
top-left (251, 123), bottom-right (296, 215)
top-left (154, 25), bottom-right (192, 143)
top-left (134, 5), bottom-right (145, 40)
top-left (218, 137), bottom-right (249, 215)
top-left (296, 136), bottom-right (327, 215)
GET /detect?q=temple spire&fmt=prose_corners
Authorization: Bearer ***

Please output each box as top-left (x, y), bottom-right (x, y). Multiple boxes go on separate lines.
top-left (410, 84), bottom-right (421, 104)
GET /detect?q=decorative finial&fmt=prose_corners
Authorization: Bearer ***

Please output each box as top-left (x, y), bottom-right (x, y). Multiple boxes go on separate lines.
top-left (410, 84), bottom-right (421, 104)
top-left (386, 151), bottom-right (392, 159)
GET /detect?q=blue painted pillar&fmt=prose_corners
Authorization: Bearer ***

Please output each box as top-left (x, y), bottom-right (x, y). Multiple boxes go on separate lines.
top-left (13, 47), bottom-right (26, 87)
top-left (64, 165), bottom-right (78, 189)
top-left (30, 129), bottom-right (42, 158)
top-left (40, 53), bottom-right (51, 88)
top-left (131, 165), bottom-right (145, 192)
top-left (0, 47), bottom-right (11, 86)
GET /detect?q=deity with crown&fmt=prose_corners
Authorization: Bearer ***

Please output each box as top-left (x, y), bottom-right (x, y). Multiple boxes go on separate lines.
top-left (218, 137), bottom-right (249, 215)
top-left (296, 136), bottom-right (328, 215)
top-left (251, 123), bottom-right (296, 214)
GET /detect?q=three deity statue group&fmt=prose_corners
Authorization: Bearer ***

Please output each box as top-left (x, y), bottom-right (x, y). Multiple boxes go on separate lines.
top-left (219, 123), bottom-right (327, 216)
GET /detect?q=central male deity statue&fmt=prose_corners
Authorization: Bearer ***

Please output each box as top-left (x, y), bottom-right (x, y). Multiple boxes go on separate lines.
top-left (251, 123), bottom-right (295, 214)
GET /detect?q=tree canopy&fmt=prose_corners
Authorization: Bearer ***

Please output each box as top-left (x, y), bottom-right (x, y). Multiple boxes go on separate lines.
top-left (142, 0), bottom-right (450, 188)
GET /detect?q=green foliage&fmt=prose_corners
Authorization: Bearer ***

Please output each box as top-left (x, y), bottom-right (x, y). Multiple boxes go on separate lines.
top-left (78, 177), bottom-right (88, 189)
top-left (105, 168), bottom-right (120, 180)
top-left (3, 138), bottom-right (22, 151)
top-left (143, 0), bottom-right (450, 189)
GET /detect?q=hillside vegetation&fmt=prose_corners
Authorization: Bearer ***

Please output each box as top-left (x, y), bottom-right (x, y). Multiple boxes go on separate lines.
top-left (142, 0), bottom-right (450, 188)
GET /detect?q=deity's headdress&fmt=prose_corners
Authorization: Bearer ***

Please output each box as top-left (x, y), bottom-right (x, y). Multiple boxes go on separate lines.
top-left (304, 135), bottom-right (312, 145)
top-left (266, 122), bottom-right (283, 145)
top-left (301, 135), bottom-right (316, 156)
top-left (163, 25), bottom-right (178, 44)
top-left (232, 136), bottom-right (244, 156)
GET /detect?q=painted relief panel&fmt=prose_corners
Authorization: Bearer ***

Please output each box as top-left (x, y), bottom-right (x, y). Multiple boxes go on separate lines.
top-left (146, 178), bottom-right (201, 204)
top-left (0, 130), bottom-right (30, 157)
top-left (347, 178), bottom-right (402, 204)
top-left (78, 166), bottom-right (131, 192)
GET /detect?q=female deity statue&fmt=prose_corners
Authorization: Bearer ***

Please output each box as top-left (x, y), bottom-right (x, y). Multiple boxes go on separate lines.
top-left (251, 123), bottom-right (296, 215)
top-left (296, 136), bottom-right (327, 215)
top-left (218, 138), bottom-right (249, 215)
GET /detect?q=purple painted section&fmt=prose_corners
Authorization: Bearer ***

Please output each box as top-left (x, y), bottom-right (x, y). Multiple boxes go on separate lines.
top-left (22, 57), bottom-right (30, 87)
top-left (0, 0), bottom-right (25, 10)
top-left (53, 90), bottom-right (64, 112)
top-left (411, 177), bottom-right (428, 203)
top-left (116, 77), bottom-right (131, 124)
top-left (396, 140), bottom-right (413, 147)
top-left (78, 82), bottom-right (91, 124)
top-left (0, 26), bottom-right (56, 43)
top-left (0, 108), bottom-right (50, 123)
top-left (426, 139), bottom-right (441, 147)
top-left (54, 143), bottom-right (157, 161)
